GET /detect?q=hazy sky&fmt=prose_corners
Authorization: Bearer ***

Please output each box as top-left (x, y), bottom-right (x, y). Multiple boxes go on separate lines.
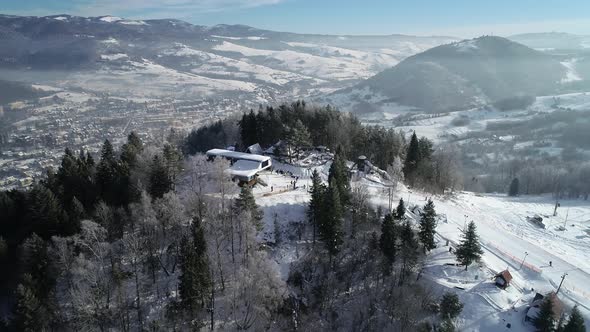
top-left (3, 0), bottom-right (590, 37)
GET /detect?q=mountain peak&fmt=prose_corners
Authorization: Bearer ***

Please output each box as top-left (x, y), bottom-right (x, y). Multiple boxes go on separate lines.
top-left (328, 36), bottom-right (566, 113)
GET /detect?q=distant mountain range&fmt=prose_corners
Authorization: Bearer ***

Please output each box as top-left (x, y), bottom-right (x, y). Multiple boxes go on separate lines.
top-left (509, 32), bottom-right (590, 50)
top-left (2, 14), bottom-right (589, 114)
top-left (0, 14), bottom-right (456, 103)
top-left (325, 36), bottom-right (584, 114)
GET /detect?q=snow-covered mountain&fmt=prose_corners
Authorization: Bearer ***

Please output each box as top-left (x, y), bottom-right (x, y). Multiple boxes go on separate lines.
top-left (324, 36), bottom-right (571, 114)
top-left (0, 14), bottom-right (457, 103)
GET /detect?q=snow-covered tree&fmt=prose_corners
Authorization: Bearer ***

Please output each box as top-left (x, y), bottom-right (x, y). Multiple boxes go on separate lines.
top-left (321, 178), bottom-right (344, 261)
top-left (533, 296), bottom-right (556, 332)
top-left (455, 221), bottom-right (484, 270)
top-left (380, 213), bottom-right (397, 266)
top-left (438, 318), bottom-right (456, 332)
top-left (386, 156), bottom-right (404, 188)
top-left (286, 119), bottom-right (312, 159)
top-left (234, 186), bottom-right (263, 231)
top-left (399, 219), bottom-right (419, 284)
top-left (440, 292), bottom-right (463, 320)
top-left (328, 147), bottom-right (350, 205)
top-left (308, 170), bottom-right (326, 244)
top-left (13, 276), bottom-right (46, 332)
top-left (418, 199), bottom-right (437, 253)
top-left (563, 305), bottom-right (585, 332)
top-left (179, 218), bottom-right (211, 313)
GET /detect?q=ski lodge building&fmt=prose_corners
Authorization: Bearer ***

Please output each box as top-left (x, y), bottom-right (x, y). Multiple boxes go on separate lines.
top-left (206, 148), bottom-right (272, 185)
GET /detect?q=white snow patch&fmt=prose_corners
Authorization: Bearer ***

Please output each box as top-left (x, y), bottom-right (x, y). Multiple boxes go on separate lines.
top-left (99, 16), bottom-right (123, 23)
top-left (561, 58), bottom-right (582, 83)
top-left (455, 39), bottom-right (479, 52)
top-left (212, 41), bottom-right (378, 80)
top-left (211, 35), bottom-right (267, 40)
top-left (101, 37), bottom-right (119, 45)
top-left (118, 20), bottom-right (148, 26)
top-left (100, 53), bottom-right (128, 61)
top-left (163, 43), bottom-right (323, 85)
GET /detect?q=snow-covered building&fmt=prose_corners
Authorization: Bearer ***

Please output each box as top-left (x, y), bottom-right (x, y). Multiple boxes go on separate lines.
top-left (494, 269), bottom-right (513, 289)
top-left (206, 148), bottom-right (272, 185)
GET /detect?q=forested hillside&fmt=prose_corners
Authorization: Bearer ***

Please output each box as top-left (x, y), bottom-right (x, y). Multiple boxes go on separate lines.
top-left (0, 102), bottom-right (469, 331)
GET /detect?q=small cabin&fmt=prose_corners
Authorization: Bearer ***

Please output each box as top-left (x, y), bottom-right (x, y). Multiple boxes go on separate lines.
top-left (494, 269), bottom-right (513, 289)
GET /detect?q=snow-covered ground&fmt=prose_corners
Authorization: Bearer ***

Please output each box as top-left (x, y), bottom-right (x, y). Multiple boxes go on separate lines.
top-left (561, 59), bottom-right (582, 83)
top-left (250, 158), bottom-right (590, 330)
top-left (370, 184), bottom-right (590, 330)
top-left (213, 41), bottom-right (384, 80)
top-left (162, 43), bottom-right (324, 86)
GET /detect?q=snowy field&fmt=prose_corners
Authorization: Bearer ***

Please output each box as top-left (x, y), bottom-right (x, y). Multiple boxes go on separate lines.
top-left (250, 158), bottom-right (590, 331)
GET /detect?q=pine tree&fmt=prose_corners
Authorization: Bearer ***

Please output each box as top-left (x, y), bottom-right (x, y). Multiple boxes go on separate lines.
top-left (328, 148), bottom-right (350, 205)
top-left (418, 137), bottom-right (434, 161)
top-left (419, 199), bottom-right (437, 253)
top-left (163, 144), bottom-right (183, 185)
top-left (286, 119), bottom-right (312, 159)
top-left (533, 296), bottom-right (556, 332)
top-left (128, 131), bottom-right (143, 149)
top-left (403, 132), bottom-right (420, 184)
top-left (399, 219), bottom-right (419, 284)
top-left (395, 198), bottom-right (406, 220)
top-left (179, 218), bottom-right (211, 312)
top-left (379, 213), bottom-right (397, 265)
top-left (509, 178), bottom-right (520, 197)
top-left (20, 234), bottom-right (55, 300)
top-left (455, 221), bottom-right (484, 270)
top-left (148, 154), bottom-right (173, 199)
top-left (308, 170), bottom-right (326, 244)
top-left (239, 110), bottom-right (258, 148)
top-left (321, 179), bottom-right (343, 259)
top-left (121, 131), bottom-right (143, 166)
top-left (440, 292), bottom-right (463, 320)
top-left (55, 148), bottom-right (78, 204)
top-left (234, 186), bottom-right (263, 230)
top-left (68, 196), bottom-right (85, 229)
top-left (13, 278), bottom-right (44, 332)
top-left (563, 305), bottom-right (586, 332)
top-left (96, 139), bottom-right (119, 204)
top-left (27, 185), bottom-right (71, 238)
top-left (76, 149), bottom-right (97, 210)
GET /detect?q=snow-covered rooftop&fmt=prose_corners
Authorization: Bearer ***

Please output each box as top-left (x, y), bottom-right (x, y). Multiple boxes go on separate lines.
top-left (206, 148), bottom-right (270, 163)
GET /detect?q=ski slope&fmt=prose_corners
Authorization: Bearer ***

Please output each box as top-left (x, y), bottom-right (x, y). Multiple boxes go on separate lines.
top-left (249, 157), bottom-right (590, 330)
top-left (366, 183), bottom-right (590, 330)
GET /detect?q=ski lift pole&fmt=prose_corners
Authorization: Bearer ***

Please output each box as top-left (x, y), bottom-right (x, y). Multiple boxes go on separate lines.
top-left (556, 273), bottom-right (568, 295)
